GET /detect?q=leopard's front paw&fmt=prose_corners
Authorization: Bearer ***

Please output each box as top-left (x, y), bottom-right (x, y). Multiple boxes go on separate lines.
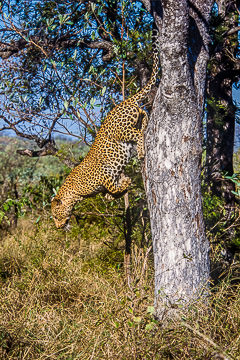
top-left (105, 193), bottom-right (115, 201)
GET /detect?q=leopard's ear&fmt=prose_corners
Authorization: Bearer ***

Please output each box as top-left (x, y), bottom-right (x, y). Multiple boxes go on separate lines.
top-left (51, 197), bottom-right (62, 206)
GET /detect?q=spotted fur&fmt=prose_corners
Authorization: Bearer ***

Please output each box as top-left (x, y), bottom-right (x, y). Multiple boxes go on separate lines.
top-left (52, 35), bottom-right (159, 228)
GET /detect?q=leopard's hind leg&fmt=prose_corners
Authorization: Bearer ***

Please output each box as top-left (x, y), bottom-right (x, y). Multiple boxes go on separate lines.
top-left (124, 110), bottom-right (149, 159)
top-left (102, 173), bottom-right (131, 194)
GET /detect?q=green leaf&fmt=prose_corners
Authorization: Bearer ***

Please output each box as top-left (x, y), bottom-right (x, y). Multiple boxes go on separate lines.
top-left (58, 14), bottom-right (63, 24)
top-left (64, 100), bottom-right (69, 110)
top-left (23, 95), bottom-right (28, 103)
top-left (133, 316), bottom-right (142, 324)
top-left (50, 24), bottom-right (57, 30)
top-left (35, 216), bottom-right (41, 224)
top-left (98, 6), bottom-right (103, 15)
top-left (91, 2), bottom-right (96, 12)
top-left (72, 49), bottom-right (77, 60)
top-left (145, 322), bottom-right (156, 331)
top-left (89, 65), bottom-right (95, 74)
top-left (3, 203), bottom-right (9, 211)
top-left (50, 59), bottom-right (56, 67)
top-left (147, 306), bottom-right (155, 314)
top-left (101, 86), bottom-right (106, 96)
top-left (72, 97), bottom-right (78, 107)
top-left (0, 210), bottom-right (5, 224)
top-left (90, 97), bottom-right (96, 107)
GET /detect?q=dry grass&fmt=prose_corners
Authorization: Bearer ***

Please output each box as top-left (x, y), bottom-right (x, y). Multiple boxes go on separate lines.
top-left (0, 217), bottom-right (239, 359)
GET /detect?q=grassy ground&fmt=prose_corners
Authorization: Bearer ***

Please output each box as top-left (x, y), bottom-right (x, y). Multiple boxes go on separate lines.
top-left (0, 215), bottom-right (239, 359)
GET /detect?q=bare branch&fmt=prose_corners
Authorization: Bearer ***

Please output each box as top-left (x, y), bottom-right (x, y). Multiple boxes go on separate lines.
top-left (79, 39), bottom-right (114, 61)
top-left (16, 141), bottom-right (57, 157)
top-left (0, 34), bottom-right (114, 61)
top-left (48, 112), bottom-right (64, 139)
top-left (16, 142), bottom-right (79, 169)
top-left (0, 38), bottom-right (28, 59)
top-left (225, 26), bottom-right (240, 36)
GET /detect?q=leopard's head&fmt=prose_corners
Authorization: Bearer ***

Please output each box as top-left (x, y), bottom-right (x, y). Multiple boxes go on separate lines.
top-left (51, 197), bottom-right (73, 229)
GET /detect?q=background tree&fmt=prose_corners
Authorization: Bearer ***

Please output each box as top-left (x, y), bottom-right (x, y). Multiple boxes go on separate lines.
top-left (0, 0), bottom-right (156, 155)
top-left (205, 0), bottom-right (240, 204)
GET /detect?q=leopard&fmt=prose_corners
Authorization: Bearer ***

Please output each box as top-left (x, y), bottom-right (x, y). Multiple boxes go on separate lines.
top-left (51, 34), bottom-right (159, 229)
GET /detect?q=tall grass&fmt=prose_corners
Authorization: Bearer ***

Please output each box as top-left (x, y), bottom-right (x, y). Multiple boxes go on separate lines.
top-left (0, 217), bottom-right (239, 359)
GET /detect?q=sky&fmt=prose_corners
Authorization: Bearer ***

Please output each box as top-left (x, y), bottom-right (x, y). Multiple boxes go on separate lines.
top-left (0, 1), bottom-right (240, 149)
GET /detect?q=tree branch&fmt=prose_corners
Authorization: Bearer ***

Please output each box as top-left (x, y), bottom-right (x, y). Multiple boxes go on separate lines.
top-left (79, 39), bottom-right (113, 61)
top-left (225, 26), bottom-right (240, 36)
top-left (16, 141), bottom-right (57, 157)
top-left (0, 34), bottom-right (114, 61)
top-left (0, 38), bottom-right (27, 59)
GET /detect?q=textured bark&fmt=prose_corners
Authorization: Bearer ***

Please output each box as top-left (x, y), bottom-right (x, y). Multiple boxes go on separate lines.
top-left (205, 1), bottom-right (239, 204)
top-left (206, 100), bottom-right (235, 204)
top-left (144, 0), bottom-right (213, 318)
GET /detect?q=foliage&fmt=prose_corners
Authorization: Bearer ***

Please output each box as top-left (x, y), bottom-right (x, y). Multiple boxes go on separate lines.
top-left (206, 97), bottom-right (228, 127)
top-left (209, 2), bottom-right (239, 66)
top-left (0, 197), bottom-right (29, 226)
top-left (205, 1), bottom-right (239, 203)
top-left (0, 136), bottom-right (77, 227)
top-left (224, 173), bottom-right (240, 197)
top-left (202, 186), bottom-right (240, 280)
top-left (0, 0), bottom-right (154, 147)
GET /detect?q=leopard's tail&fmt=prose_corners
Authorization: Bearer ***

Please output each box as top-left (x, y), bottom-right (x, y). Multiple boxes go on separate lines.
top-left (130, 30), bottom-right (159, 104)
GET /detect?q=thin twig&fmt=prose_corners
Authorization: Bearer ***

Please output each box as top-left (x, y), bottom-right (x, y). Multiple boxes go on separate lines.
top-left (179, 319), bottom-right (233, 360)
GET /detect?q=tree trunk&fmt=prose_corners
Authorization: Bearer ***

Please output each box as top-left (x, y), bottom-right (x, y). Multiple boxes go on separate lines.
top-left (206, 99), bottom-right (235, 204)
top-left (205, 0), bottom-right (238, 204)
top-left (203, 0), bottom-right (239, 204)
top-left (144, 0), bottom-right (213, 319)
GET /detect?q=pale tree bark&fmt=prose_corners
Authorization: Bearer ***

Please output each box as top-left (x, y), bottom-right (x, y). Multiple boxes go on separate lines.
top-left (144, 0), bottom-right (213, 319)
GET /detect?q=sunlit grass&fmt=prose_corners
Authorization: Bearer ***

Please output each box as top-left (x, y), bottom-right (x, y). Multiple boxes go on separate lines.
top-left (0, 217), bottom-right (239, 359)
